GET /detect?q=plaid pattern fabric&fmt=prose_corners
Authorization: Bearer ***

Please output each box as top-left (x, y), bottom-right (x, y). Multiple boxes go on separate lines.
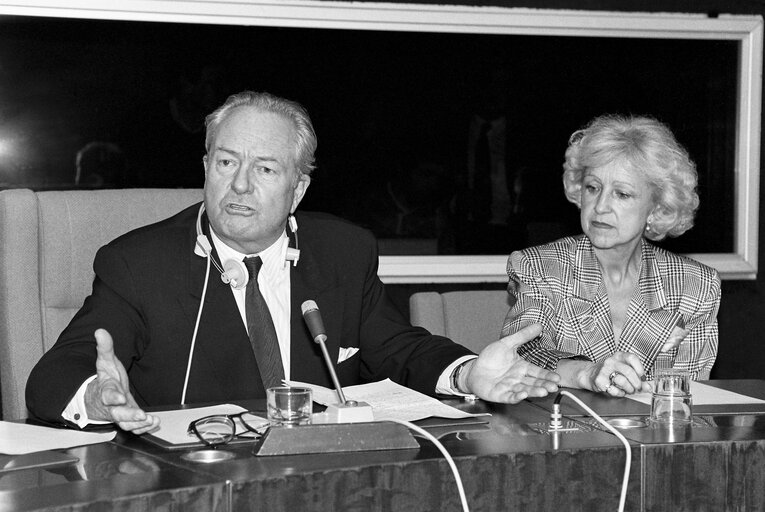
top-left (502, 235), bottom-right (721, 380)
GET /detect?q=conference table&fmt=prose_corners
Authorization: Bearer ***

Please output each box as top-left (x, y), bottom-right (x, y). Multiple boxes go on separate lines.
top-left (3, 380), bottom-right (765, 511)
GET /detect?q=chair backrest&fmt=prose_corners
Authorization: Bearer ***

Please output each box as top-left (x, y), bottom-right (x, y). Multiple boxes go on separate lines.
top-left (409, 290), bottom-right (513, 354)
top-left (0, 188), bottom-right (203, 420)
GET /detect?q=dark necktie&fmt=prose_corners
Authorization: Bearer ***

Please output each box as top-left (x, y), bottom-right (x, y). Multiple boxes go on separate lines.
top-left (243, 256), bottom-right (284, 390)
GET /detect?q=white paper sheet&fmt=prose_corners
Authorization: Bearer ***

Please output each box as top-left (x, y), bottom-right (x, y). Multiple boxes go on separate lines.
top-left (0, 421), bottom-right (116, 455)
top-left (627, 381), bottom-right (765, 406)
top-left (149, 404), bottom-right (268, 445)
top-left (287, 378), bottom-right (487, 422)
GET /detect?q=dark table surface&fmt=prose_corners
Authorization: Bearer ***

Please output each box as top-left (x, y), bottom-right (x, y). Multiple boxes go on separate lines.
top-left (4, 379), bottom-right (765, 511)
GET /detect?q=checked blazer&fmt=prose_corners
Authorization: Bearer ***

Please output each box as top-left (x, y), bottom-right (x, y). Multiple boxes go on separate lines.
top-left (502, 235), bottom-right (721, 380)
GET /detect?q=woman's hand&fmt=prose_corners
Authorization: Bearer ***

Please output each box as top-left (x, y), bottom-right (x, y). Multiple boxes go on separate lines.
top-left (583, 352), bottom-right (652, 396)
top-left (557, 352), bottom-right (652, 396)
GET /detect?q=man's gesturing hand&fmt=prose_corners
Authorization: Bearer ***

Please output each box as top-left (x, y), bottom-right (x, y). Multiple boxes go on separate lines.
top-left (464, 323), bottom-right (560, 404)
top-left (84, 329), bottom-right (159, 434)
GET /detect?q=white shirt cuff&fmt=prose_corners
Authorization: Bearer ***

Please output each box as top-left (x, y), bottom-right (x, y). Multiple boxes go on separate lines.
top-left (62, 375), bottom-right (111, 428)
top-left (436, 355), bottom-right (478, 396)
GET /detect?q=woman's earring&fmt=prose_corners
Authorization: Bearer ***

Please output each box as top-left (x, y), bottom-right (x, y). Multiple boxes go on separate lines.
top-left (646, 214), bottom-right (656, 232)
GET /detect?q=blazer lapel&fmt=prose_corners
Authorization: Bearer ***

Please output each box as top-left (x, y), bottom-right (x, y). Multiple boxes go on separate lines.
top-left (566, 237), bottom-right (616, 361)
top-left (619, 241), bottom-right (681, 370)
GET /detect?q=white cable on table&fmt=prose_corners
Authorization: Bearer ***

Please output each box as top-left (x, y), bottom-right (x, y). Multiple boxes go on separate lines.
top-left (558, 390), bottom-right (631, 512)
top-left (389, 419), bottom-right (469, 512)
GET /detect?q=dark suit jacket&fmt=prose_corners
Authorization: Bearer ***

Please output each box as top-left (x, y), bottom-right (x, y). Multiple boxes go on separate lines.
top-left (26, 203), bottom-right (472, 424)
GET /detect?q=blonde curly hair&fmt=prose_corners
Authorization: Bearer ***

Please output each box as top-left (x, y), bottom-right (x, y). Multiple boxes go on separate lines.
top-left (562, 114), bottom-right (699, 240)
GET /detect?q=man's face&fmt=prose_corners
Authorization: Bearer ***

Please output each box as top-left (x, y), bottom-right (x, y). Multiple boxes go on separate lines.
top-left (203, 106), bottom-right (309, 254)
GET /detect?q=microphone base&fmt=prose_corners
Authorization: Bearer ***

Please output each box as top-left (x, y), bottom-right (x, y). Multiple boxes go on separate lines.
top-left (313, 401), bottom-right (375, 423)
top-left (252, 421), bottom-right (419, 456)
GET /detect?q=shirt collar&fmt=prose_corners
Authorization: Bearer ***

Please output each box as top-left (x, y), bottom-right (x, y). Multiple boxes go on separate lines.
top-left (209, 228), bottom-right (288, 278)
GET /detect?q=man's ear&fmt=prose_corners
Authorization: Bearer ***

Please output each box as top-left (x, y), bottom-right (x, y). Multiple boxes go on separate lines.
top-left (291, 174), bottom-right (311, 212)
top-left (202, 155), bottom-right (209, 178)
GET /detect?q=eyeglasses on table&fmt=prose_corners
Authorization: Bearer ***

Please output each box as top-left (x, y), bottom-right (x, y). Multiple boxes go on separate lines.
top-left (187, 410), bottom-right (270, 447)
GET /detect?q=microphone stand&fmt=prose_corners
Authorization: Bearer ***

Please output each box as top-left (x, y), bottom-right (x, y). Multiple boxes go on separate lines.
top-left (315, 335), bottom-right (347, 405)
top-left (251, 301), bottom-right (419, 456)
top-left (312, 335), bottom-right (376, 423)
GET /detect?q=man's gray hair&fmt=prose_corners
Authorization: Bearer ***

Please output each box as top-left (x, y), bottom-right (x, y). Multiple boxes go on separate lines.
top-left (205, 91), bottom-right (317, 175)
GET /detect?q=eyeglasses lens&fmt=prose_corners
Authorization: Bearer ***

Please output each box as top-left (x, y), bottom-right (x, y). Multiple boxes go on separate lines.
top-left (193, 416), bottom-right (235, 445)
top-left (238, 412), bottom-right (270, 436)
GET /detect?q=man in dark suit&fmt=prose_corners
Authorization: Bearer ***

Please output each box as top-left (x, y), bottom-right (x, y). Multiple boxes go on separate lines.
top-left (26, 91), bottom-right (559, 434)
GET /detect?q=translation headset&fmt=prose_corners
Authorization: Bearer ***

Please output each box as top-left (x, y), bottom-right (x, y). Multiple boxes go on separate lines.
top-left (181, 203), bottom-right (300, 404)
top-left (193, 204), bottom-right (300, 288)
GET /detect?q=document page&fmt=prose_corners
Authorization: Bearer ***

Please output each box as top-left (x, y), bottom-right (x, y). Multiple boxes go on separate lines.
top-left (0, 421), bottom-right (115, 455)
top-left (288, 379), bottom-right (488, 422)
top-left (627, 381), bottom-right (765, 406)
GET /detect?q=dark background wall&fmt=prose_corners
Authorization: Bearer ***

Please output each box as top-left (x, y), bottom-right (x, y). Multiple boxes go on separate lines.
top-left (1, 0), bottom-right (762, 379)
top-left (366, 0), bottom-right (765, 380)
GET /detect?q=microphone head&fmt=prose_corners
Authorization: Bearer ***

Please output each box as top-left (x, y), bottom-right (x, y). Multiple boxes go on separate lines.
top-left (301, 300), bottom-right (318, 315)
top-left (301, 300), bottom-right (326, 344)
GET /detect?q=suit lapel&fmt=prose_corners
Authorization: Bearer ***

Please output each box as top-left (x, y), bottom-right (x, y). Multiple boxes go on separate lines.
top-left (177, 216), bottom-right (265, 401)
top-left (289, 241), bottom-right (344, 384)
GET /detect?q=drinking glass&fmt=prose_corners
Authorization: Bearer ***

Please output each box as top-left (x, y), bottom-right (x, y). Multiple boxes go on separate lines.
top-left (267, 387), bottom-right (313, 427)
top-left (650, 369), bottom-right (692, 424)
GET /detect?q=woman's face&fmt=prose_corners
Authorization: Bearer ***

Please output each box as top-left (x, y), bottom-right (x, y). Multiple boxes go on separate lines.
top-left (579, 161), bottom-right (656, 252)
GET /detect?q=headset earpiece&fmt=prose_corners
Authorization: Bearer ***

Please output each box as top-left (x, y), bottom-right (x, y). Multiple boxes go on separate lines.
top-left (285, 247), bottom-right (300, 266)
top-left (221, 259), bottom-right (248, 289)
top-left (194, 234), bottom-right (212, 257)
top-left (196, 204), bottom-right (299, 276)
top-left (283, 215), bottom-right (300, 267)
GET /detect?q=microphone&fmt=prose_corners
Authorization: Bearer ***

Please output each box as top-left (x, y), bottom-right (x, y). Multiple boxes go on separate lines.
top-left (252, 300), bottom-right (418, 455)
top-left (301, 300), bottom-right (327, 344)
top-left (301, 300), bottom-right (345, 404)
top-left (301, 300), bottom-right (373, 423)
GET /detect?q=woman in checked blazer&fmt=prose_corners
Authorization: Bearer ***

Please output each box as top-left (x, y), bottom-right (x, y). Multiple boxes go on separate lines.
top-left (503, 114), bottom-right (721, 397)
